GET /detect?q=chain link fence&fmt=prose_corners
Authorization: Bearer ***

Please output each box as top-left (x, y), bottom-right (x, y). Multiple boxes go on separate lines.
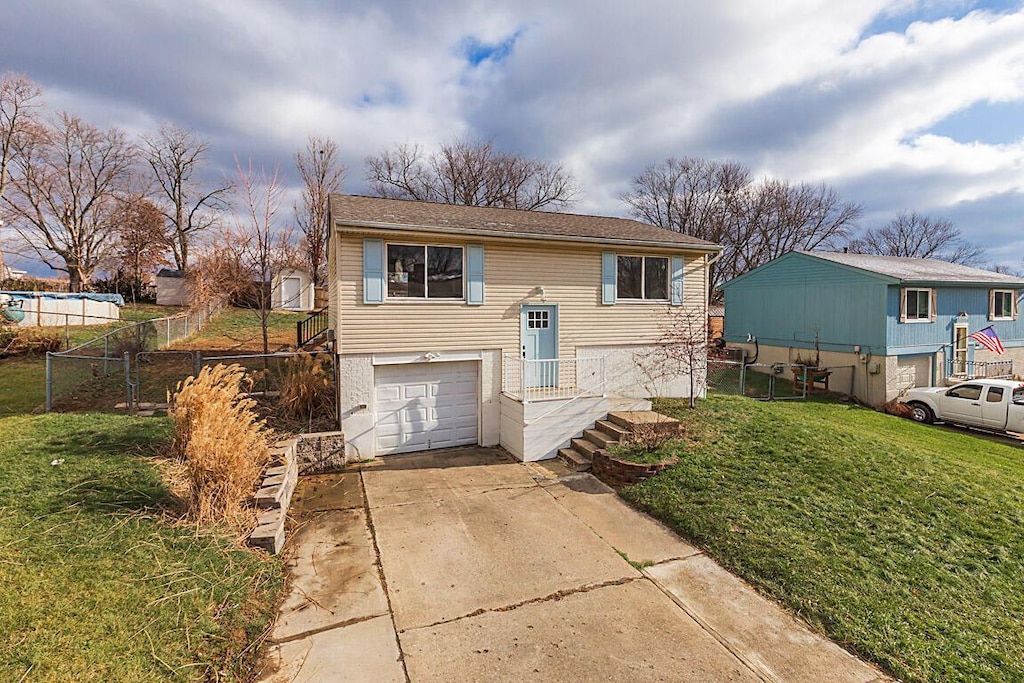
top-left (707, 360), bottom-right (855, 401)
top-left (46, 300), bottom-right (223, 412)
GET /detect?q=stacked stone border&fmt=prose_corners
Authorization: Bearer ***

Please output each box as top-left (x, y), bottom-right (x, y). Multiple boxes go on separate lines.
top-left (247, 430), bottom-right (350, 554)
top-left (591, 450), bottom-right (679, 488)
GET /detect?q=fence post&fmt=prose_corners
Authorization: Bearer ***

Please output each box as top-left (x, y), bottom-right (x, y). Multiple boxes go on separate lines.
top-left (45, 352), bottom-right (53, 412)
top-left (124, 352), bottom-right (133, 414)
top-left (104, 336), bottom-right (109, 376)
top-left (739, 363), bottom-right (746, 395)
top-left (194, 351), bottom-right (202, 378)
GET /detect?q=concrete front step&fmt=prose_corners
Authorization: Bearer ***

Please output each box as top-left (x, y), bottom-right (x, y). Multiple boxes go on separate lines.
top-left (571, 437), bottom-right (603, 458)
top-left (583, 428), bottom-right (619, 448)
top-left (595, 419), bottom-right (630, 440)
top-left (557, 447), bottom-right (592, 472)
top-left (608, 410), bottom-right (681, 434)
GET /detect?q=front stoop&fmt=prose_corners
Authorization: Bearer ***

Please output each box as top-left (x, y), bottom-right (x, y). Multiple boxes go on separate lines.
top-left (557, 410), bottom-right (681, 472)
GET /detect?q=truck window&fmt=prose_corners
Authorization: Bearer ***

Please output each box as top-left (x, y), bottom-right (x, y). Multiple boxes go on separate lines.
top-left (947, 385), bottom-right (983, 400)
top-left (1014, 387), bottom-right (1024, 404)
top-left (986, 387), bottom-right (1004, 403)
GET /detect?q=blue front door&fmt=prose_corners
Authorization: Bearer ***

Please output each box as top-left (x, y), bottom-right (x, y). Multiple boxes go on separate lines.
top-left (521, 304), bottom-right (557, 387)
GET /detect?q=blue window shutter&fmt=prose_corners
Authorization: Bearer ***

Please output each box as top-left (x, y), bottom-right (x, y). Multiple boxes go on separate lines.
top-left (466, 244), bottom-right (485, 305)
top-left (671, 256), bottom-right (685, 306)
top-left (601, 251), bottom-right (617, 305)
top-left (363, 239), bottom-right (385, 304)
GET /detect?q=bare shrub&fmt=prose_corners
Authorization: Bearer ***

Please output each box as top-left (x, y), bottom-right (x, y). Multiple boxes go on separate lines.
top-left (883, 398), bottom-right (914, 419)
top-left (0, 327), bottom-right (61, 356)
top-left (278, 351), bottom-right (333, 424)
top-left (169, 364), bottom-right (271, 524)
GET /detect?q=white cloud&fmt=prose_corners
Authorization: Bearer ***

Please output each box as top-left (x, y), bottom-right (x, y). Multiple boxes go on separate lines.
top-left (2, 0), bottom-right (1024, 261)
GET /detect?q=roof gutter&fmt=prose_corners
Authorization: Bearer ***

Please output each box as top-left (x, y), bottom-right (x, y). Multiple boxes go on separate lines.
top-left (333, 218), bottom-right (724, 254)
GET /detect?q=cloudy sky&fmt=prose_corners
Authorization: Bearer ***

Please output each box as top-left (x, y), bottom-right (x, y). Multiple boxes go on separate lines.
top-left (3, 0), bottom-right (1024, 273)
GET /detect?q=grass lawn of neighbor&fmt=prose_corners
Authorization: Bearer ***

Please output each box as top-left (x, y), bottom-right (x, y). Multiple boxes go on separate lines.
top-left (623, 394), bottom-right (1024, 683)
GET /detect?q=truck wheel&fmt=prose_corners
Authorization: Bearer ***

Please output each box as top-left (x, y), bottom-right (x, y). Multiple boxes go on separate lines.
top-left (908, 403), bottom-right (934, 424)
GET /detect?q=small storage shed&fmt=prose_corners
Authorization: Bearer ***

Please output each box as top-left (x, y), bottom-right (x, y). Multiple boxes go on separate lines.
top-left (272, 267), bottom-right (315, 312)
top-left (155, 269), bottom-right (189, 307)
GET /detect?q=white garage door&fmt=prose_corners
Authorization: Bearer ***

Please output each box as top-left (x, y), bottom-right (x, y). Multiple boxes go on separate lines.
top-left (374, 361), bottom-right (479, 455)
top-left (895, 356), bottom-right (932, 392)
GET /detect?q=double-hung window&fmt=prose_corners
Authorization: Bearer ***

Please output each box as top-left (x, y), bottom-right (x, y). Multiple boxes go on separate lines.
top-left (901, 288), bottom-right (933, 322)
top-left (990, 290), bottom-right (1016, 320)
top-left (617, 255), bottom-right (669, 301)
top-left (387, 244), bottom-right (463, 299)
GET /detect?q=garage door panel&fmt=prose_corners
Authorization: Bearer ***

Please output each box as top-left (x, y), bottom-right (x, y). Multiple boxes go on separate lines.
top-left (895, 356), bottom-right (931, 392)
top-left (374, 361), bottom-right (479, 455)
top-left (376, 386), bottom-right (401, 402)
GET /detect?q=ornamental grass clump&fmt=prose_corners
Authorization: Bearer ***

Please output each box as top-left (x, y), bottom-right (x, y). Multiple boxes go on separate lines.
top-left (170, 363), bottom-right (271, 524)
top-left (279, 351), bottom-right (333, 423)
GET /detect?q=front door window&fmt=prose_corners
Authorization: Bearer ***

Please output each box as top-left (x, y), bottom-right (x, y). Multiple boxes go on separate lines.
top-left (953, 324), bottom-right (968, 375)
top-left (522, 305), bottom-right (557, 388)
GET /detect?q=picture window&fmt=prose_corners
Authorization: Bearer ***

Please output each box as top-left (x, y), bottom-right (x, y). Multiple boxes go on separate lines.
top-left (617, 255), bottom-right (669, 300)
top-left (387, 244), bottom-right (463, 299)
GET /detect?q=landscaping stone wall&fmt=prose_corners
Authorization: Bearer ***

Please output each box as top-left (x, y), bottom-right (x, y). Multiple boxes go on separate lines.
top-left (591, 450), bottom-right (678, 489)
top-left (294, 431), bottom-right (347, 474)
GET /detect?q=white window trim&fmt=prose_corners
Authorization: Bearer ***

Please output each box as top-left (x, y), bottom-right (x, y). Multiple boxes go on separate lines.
top-left (617, 254), bottom-right (670, 302)
top-left (385, 243), bottom-right (465, 302)
top-left (901, 287), bottom-right (934, 324)
top-left (990, 289), bottom-right (1016, 321)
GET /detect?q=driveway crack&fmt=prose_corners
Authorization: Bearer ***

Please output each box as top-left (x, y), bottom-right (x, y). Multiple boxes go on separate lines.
top-left (360, 467), bottom-right (412, 683)
top-left (402, 576), bottom-right (642, 633)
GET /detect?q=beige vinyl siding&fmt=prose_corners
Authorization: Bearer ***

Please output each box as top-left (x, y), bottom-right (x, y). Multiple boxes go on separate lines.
top-left (335, 229), bottom-right (707, 357)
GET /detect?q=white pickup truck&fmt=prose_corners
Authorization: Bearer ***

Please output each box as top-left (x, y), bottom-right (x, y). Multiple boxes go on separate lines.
top-left (901, 378), bottom-right (1024, 432)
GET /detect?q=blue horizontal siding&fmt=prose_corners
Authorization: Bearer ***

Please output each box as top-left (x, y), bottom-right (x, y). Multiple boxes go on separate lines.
top-left (885, 285), bottom-right (1024, 354)
top-left (724, 255), bottom-right (888, 352)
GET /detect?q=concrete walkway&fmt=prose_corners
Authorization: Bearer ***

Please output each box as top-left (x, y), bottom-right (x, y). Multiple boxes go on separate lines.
top-left (258, 447), bottom-right (892, 683)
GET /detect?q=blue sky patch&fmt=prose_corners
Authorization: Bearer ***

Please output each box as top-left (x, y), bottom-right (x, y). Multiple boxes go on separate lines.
top-left (924, 99), bottom-right (1024, 144)
top-left (860, 0), bottom-right (1019, 39)
top-left (461, 29), bottom-right (523, 67)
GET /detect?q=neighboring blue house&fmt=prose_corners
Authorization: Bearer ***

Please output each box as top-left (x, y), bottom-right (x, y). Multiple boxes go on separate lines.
top-left (720, 251), bottom-right (1024, 405)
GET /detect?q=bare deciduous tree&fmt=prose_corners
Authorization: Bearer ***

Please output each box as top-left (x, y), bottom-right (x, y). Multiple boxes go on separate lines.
top-left (366, 138), bottom-right (577, 211)
top-left (295, 136), bottom-right (345, 287)
top-left (3, 112), bottom-right (136, 291)
top-left (229, 157), bottom-right (287, 355)
top-left (848, 211), bottom-right (984, 265)
top-left (622, 157), bottom-right (861, 300)
top-left (143, 123), bottom-right (230, 272)
top-left (0, 72), bottom-right (43, 279)
top-left (105, 196), bottom-right (170, 301)
top-left (636, 305), bottom-right (709, 409)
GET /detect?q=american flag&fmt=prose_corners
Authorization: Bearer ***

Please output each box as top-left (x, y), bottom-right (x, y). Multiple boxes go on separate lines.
top-left (968, 326), bottom-right (1005, 355)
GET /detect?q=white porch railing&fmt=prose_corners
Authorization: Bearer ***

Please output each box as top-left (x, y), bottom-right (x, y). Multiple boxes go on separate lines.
top-left (502, 354), bottom-right (606, 402)
top-left (946, 358), bottom-right (1014, 380)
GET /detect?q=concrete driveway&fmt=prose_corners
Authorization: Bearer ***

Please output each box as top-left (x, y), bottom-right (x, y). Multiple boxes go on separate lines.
top-left (258, 447), bottom-right (890, 683)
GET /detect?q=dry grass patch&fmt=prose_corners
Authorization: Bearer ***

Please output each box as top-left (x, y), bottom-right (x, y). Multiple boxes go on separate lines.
top-left (279, 351), bottom-right (333, 423)
top-left (170, 364), bottom-right (271, 525)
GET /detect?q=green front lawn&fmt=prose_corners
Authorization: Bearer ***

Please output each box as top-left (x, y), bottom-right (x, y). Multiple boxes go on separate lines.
top-left (623, 395), bottom-right (1024, 683)
top-left (0, 413), bottom-right (282, 682)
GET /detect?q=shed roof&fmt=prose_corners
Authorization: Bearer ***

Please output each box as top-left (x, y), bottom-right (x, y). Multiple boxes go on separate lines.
top-left (800, 251), bottom-right (1024, 285)
top-left (328, 194), bottom-right (721, 251)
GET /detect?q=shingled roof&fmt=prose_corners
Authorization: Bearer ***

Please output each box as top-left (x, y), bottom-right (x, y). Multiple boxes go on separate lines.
top-left (803, 251), bottom-right (1024, 285)
top-left (329, 194), bottom-right (721, 251)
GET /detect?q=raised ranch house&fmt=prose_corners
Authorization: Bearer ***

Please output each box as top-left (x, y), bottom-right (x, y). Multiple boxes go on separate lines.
top-left (326, 195), bottom-right (720, 461)
top-left (721, 251), bottom-right (1024, 406)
